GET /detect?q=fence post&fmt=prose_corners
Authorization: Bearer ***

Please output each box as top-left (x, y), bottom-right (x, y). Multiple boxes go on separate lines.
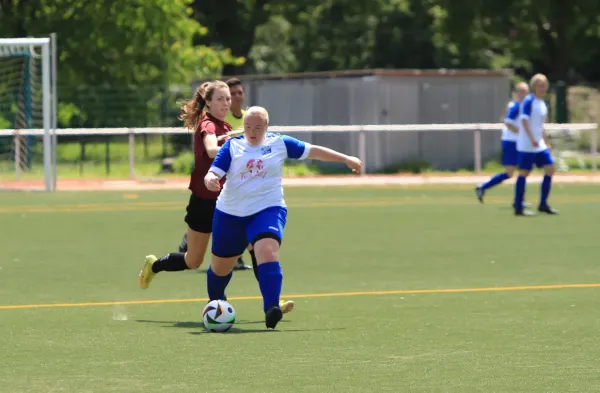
top-left (554, 81), bottom-right (569, 123)
top-left (129, 129), bottom-right (135, 180)
top-left (14, 131), bottom-right (21, 180)
top-left (358, 128), bottom-right (367, 175)
top-left (105, 135), bottom-right (110, 176)
top-left (591, 128), bottom-right (598, 172)
top-left (474, 127), bottom-right (482, 173)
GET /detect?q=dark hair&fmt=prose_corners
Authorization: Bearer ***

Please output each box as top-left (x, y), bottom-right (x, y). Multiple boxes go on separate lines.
top-left (179, 80), bottom-right (229, 130)
top-left (226, 77), bottom-right (244, 90)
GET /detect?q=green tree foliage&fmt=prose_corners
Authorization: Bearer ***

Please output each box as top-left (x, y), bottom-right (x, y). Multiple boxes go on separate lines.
top-left (191, 0), bottom-right (270, 75)
top-left (191, 0), bottom-right (600, 85)
top-left (431, 0), bottom-right (600, 83)
top-left (2, 0), bottom-right (599, 130)
top-left (249, 15), bottom-right (296, 74)
top-left (0, 0), bottom-right (242, 127)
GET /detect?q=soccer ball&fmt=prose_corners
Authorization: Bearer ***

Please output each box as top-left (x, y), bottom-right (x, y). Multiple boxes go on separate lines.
top-left (202, 300), bottom-right (235, 332)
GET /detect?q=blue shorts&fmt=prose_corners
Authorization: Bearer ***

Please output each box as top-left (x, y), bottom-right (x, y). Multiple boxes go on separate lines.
top-left (211, 206), bottom-right (288, 258)
top-left (501, 140), bottom-right (518, 166)
top-left (518, 149), bottom-right (554, 171)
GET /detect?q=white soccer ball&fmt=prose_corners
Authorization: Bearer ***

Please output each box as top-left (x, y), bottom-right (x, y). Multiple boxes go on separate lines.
top-left (202, 300), bottom-right (236, 332)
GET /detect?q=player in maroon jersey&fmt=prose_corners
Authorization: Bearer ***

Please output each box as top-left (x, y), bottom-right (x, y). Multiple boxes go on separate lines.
top-left (138, 80), bottom-right (235, 287)
top-left (178, 78), bottom-right (252, 272)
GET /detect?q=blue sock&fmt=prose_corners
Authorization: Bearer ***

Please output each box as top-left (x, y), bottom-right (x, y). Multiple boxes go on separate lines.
top-left (206, 266), bottom-right (232, 301)
top-left (257, 262), bottom-right (283, 312)
top-left (514, 176), bottom-right (526, 209)
top-left (480, 172), bottom-right (510, 191)
top-left (540, 175), bottom-right (552, 206)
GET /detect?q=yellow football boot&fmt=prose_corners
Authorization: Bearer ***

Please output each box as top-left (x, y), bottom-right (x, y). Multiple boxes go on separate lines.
top-left (138, 255), bottom-right (158, 289)
top-left (279, 300), bottom-right (295, 314)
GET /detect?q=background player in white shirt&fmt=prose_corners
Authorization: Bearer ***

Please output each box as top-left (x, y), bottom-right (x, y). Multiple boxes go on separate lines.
top-left (476, 82), bottom-right (529, 203)
top-left (204, 106), bottom-right (362, 329)
top-left (514, 73), bottom-right (558, 216)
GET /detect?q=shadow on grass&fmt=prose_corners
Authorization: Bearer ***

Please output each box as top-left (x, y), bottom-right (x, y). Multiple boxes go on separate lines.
top-left (135, 319), bottom-right (344, 334)
top-left (194, 267), bottom-right (254, 275)
top-left (137, 319), bottom-right (288, 328)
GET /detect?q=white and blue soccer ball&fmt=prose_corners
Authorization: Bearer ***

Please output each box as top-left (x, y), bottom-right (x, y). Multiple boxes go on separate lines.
top-left (202, 300), bottom-right (235, 332)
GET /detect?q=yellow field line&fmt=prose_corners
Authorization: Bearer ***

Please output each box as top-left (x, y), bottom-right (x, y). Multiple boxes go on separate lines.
top-left (1, 196), bottom-right (600, 214)
top-left (1, 283), bottom-right (599, 311)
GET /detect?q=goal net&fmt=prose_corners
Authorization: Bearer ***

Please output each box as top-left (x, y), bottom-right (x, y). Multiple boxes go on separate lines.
top-left (0, 37), bottom-right (55, 191)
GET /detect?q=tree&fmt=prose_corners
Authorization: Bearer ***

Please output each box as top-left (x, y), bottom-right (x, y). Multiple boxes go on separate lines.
top-left (0, 0), bottom-right (243, 127)
top-left (263, 0), bottom-right (445, 72)
top-left (432, 0), bottom-right (600, 83)
top-left (249, 15), bottom-right (296, 74)
top-left (191, 0), bottom-right (270, 75)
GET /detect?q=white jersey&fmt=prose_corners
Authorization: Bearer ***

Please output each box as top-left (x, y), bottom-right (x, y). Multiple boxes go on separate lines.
top-left (501, 100), bottom-right (520, 142)
top-left (209, 133), bottom-right (311, 217)
top-left (517, 94), bottom-right (548, 153)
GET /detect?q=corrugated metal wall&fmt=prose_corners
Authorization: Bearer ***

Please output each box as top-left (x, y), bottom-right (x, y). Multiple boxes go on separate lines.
top-left (238, 71), bottom-right (510, 172)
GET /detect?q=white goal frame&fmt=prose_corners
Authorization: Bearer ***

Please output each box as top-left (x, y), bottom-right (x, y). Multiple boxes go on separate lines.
top-left (0, 36), bottom-right (56, 191)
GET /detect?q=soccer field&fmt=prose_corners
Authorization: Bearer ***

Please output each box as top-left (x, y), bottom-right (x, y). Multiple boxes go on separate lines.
top-left (1, 184), bottom-right (599, 392)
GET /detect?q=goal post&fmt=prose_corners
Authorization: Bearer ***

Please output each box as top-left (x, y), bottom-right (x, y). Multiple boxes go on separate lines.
top-left (0, 37), bottom-right (56, 191)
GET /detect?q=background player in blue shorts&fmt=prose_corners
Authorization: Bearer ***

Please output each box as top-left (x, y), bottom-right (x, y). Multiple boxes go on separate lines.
top-left (476, 82), bottom-right (529, 204)
top-left (514, 73), bottom-right (558, 216)
top-left (204, 106), bottom-right (362, 329)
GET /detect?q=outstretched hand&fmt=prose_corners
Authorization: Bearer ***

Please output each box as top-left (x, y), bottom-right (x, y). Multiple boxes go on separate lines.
top-left (344, 156), bottom-right (363, 173)
top-left (217, 129), bottom-right (244, 142)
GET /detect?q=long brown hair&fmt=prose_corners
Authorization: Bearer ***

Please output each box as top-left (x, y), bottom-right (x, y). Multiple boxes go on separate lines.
top-left (179, 80), bottom-right (229, 130)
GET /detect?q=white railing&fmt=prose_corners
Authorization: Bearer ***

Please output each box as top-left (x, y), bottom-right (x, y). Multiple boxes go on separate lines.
top-left (0, 123), bottom-right (597, 177)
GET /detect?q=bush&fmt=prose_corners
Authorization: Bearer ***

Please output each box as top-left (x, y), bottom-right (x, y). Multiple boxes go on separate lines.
top-left (172, 151), bottom-right (194, 174)
top-left (380, 160), bottom-right (431, 174)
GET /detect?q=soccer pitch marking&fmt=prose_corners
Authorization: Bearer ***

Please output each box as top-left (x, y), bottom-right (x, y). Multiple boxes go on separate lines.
top-left (1, 195), bottom-right (600, 214)
top-left (1, 283), bottom-right (599, 311)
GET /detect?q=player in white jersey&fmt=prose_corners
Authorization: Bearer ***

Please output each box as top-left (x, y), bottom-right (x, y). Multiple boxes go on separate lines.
top-left (476, 82), bottom-right (529, 203)
top-left (204, 106), bottom-right (362, 329)
top-left (513, 73), bottom-right (558, 216)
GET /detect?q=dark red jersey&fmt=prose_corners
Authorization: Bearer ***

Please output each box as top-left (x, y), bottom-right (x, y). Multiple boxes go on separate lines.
top-left (189, 113), bottom-right (231, 199)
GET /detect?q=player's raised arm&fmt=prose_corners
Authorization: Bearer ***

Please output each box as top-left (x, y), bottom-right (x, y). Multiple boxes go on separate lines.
top-left (307, 145), bottom-right (362, 173)
top-left (280, 134), bottom-right (362, 173)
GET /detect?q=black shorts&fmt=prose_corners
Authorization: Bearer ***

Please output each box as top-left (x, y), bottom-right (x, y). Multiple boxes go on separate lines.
top-left (184, 194), bottom-right (216, 233)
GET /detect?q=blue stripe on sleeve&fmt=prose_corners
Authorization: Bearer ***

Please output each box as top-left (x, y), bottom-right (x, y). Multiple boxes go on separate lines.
top-left (210, 139), bottom-right (232, 176)
top-left (282, 135), bottom-right (307, 159)
top-left (506, 101), bottom-right (520, 121)
top-left (521, 95), bottom-right (533, 117)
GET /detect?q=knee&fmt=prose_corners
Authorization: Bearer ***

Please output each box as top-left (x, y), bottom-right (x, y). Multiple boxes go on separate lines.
top-left (505, 168), bottom-right (515, 177)
top-left (184, 253), bottom-right (204, 269)
top-left (518, 170), bottom-right (530, 177)
top-left (545, 165), bottom-right (556, 175)
top-left (253, 238), bottom-right (280, 264)
top-left (210, 256), bottom-right (236, 276)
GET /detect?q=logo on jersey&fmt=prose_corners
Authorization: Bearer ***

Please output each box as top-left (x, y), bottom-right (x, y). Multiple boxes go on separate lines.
top-left (241, 159), bottom-right (267, 180)
top-left (261, 146), bottom-right (272, 155)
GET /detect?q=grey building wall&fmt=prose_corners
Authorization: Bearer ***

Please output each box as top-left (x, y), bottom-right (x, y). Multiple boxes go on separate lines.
top-left (229, 69), bottom-right (511, 172)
